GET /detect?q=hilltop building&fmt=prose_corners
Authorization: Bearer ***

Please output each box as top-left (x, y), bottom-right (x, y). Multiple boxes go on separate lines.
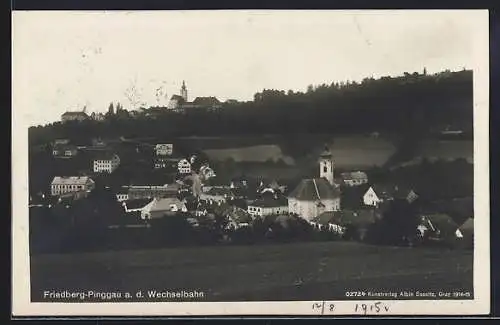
top-left (61, 111), bottom-right (89, 123)
top-left (167, 81), bottom-right (221, 112)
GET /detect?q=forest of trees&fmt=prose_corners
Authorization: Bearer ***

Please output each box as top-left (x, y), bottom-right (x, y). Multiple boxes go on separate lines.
top-left (28, 69), bottom-right (473, 146)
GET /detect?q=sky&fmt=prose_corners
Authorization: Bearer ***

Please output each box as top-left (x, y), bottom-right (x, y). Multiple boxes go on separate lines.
top-left (12, 10), bottom-right (484, 127)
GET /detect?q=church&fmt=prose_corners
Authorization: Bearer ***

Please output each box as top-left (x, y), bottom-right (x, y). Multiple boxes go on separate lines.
top-left (167, 81), bottom-right (221, 111)
top-left (288, 147), bottom-right (341, 221)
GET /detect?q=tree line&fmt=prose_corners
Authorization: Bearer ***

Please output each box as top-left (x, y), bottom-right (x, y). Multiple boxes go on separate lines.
top-left (29, 69), bottom-right (473, 147)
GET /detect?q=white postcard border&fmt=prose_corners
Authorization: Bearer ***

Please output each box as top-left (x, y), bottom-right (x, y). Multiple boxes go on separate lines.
top-left (11, 9), bottom-right (490, 316)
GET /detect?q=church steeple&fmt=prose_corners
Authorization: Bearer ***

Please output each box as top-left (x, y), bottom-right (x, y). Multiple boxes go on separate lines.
top-left (319, 145), bottom-right (335, 186)
top-left (180, 80), bottom-right (188, 102)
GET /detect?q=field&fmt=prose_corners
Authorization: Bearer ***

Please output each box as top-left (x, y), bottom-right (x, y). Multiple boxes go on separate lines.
top-left (203, 144), bottom-right (296, 165)
top-left (413, 140), bottom-right (473, 163)
top-left (30, 241), bottom-right (473, 302)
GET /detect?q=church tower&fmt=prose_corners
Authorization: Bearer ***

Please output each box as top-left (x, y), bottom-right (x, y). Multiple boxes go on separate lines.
top-left (180, 80), bottom-right (188, 102)
top-left (319, 145), bottom-right (335, 186)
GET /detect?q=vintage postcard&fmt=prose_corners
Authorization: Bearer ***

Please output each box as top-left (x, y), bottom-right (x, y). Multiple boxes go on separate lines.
top-left (12, 9), bottom-right (490, 316)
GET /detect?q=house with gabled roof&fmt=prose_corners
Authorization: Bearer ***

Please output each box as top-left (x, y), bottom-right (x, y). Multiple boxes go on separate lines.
top-left (247, 196), bottom-right (288, 217)
top-left (363, 183), bottom-right (418, 207)
top-left (416, 213), bottom-right (461, 241)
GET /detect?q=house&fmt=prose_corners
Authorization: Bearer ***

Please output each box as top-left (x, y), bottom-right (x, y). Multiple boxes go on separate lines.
top-left (216, 205), bottom-right (253, 230)
top-left (199, 165), bottom-right (216, 180)
top-left (199, 188), bottom-right (230, 205)
top-left (340, 171), bottom-right (368, 187)
top-left (178, 159), bottom-right (192, 174)
top-left (312, 210), bottom-right (381, 240)
top-left (52, 144), bottom-right (78, 158)
top-left (93, 152), bottom-right (120, 173)
top-left (247, 196), bottom-right (289, 217)
top-left (363, 184), bottom-right (418, 207)
top-left (50, 176), bottom-right (95, 196)
top-left (310, 211), bottom-right (346, 235)
top-left (155, 143), bottom-right (173, 156)
top-left (257, 179), bottom-right (285, 194)
top-left (122, 198), bottom-right (154, 213)
top-left (417, 214), bottom-right (461, 241)
top-left (142, 197), bottom-right (188, 220)
top-left (61, 111), bottom-right (89, 123)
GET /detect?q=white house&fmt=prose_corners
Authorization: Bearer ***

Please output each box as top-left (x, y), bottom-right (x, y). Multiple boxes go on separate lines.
top-left (51, 176), bottom-right (95, 196)
top-left (247, 197), bottom-right (289, 217)
top-left (288, 148), bottom-right (341, 221)
top-left (340, 171), bottom-right (368, 187)
top-left (178, 158), bottom-right (192, 174)
top-left (93, 153), bottom-right (120, 173)
top-left (155, 143), bottom-right (173, 156)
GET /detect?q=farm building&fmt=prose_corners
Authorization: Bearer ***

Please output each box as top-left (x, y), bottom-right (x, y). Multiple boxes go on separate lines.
top-left (417, 213), bottom-right (461, 242)
top-left (142, 197), bottom-right (188, 220)
top-left (363, 184), bottom-right (418, 207)
top-left (312, 209), bottom-right (382, 240)
top-left (122, 198), bottom-right (154, 214)
top-left (247, 196), bottom-right (289, 217)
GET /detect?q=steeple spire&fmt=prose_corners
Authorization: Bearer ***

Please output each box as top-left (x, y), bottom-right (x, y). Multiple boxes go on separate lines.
top-left (180, 80), bottom-right (188, 102)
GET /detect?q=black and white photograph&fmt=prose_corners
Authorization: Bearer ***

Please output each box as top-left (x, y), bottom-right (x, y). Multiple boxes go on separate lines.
top-left (12, 10), bottom-right (490, 316)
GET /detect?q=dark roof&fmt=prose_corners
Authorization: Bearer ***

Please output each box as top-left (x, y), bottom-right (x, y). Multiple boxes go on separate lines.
top-left (314, 209), bottom-right (380, 227)
top-left (192, 97), bottom-right (221, 106)
top-left (62, 111), bottom-right (89, 117)
top-left (288, 178), bottom-right (340, 200)
top-left (370, 183), bottom-right (417, 200)
top-left (249, 197), bottom-right (288, 208)
top-left (124, 198), bottom-right (153, 209)
top-left (422, 214), bottom-right (459, 235)
top-left (93, 151), bottom-right (118, 161)
top-left (459, 217), bottom-right (474, 233)
top-left (319, 146), bottom-right (333, 159)
top-left (170, 94), bottom-right (185, 102)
